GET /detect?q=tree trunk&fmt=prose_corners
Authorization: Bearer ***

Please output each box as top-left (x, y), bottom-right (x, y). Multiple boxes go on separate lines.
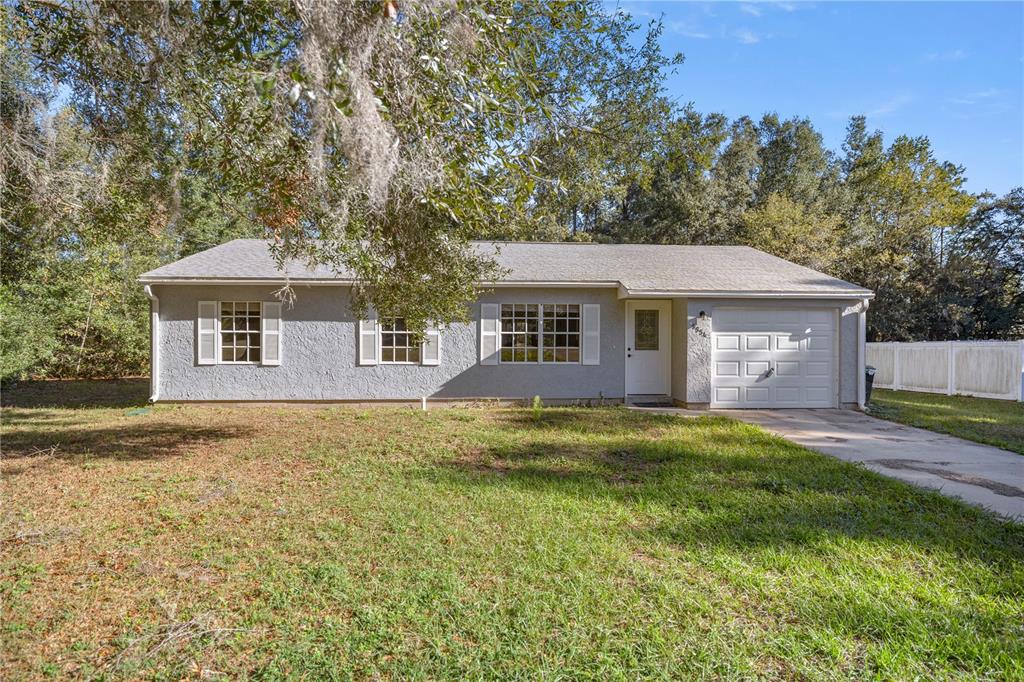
top-left (75, 291), bottom-right (95, 376)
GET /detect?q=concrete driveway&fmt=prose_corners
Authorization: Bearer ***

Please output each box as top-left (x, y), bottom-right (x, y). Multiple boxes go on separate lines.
top-left (726, 409), bottom-right (1024, 520)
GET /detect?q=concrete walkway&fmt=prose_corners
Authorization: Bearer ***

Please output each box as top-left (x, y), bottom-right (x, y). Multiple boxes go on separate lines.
top-left (724, 409), bottom-right (1024, 520)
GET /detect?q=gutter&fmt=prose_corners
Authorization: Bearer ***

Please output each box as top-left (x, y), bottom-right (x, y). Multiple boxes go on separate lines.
top-left (137, 276), bottom-right (874, 300)
top-left (138, 278), bottom-right (351, 286)
top-left (617, 283), bottom-right (875, 300)
top-left (135, 277), bottom-right (622, 289)
top-left (144, 285), bottom-right (159, 403)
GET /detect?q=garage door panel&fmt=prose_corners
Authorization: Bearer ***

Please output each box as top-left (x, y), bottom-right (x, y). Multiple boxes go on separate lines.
top-left (745, 360), bottom-right (770, 376)
top-left (744, 311), bottom-right (772, 326)
top-left (715, 334), bottom-right (740, 350)
top-left (711, 308), bottom-right (837, 408)
top-left (745, 335), bottom-right (770, 350)
top-left (775, 360), bottom-right (801, 376)
top-left (806, 335), bottom-right (832, 351)
top-left (715, 386), bottom-right (740, 403)
top-left (715, 309), bottom-right (834, 330)
top-left (775, 334), bottom-right (802, 350)
top-left (806, 361), bottom-right (830, 377)
top-left (774, 311), bottom-right (803, 325)
top-left (806, 386), bottom-right (831, 402)
top-left (715, 361), bottom-right (740, 377)
top-left (745, 386), bottom-right (770, 402)
top-left (805, 310), bottom-right (835, 327)
top-left (714, 309), bottom-right (761, 327)
top-left (776, 386), bottom-right (800, 402)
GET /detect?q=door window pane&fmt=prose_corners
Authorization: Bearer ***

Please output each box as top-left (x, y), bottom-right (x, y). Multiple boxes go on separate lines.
top-left (634, 310), bottom-right (659, 350)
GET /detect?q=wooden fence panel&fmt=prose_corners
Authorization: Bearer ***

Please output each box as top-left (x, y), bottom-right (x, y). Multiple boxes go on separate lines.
top-left (867, 340), bottom-right (1024, 401)
top-left (866, 344), bottom-right (895, 386)
top-left (897, 343), bottom-right (949, 393)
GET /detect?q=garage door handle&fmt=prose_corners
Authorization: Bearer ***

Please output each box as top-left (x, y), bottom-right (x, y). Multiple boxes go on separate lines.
top-left (765, 367), bottom-right (775, 378)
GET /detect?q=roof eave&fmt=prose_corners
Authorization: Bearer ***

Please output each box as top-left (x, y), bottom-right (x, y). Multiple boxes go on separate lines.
top-left (137, 277), bottom-right (354, 286)
top-left (136, 277), bottom-right (621, 287)
top-left (138, 276), bottom-right (872, 299)
top-left (619, 286), bottom-right (874, 300)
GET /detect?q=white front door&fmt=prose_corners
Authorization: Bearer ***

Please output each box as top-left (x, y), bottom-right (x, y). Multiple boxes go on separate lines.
top-left (625, 300), bottom-right (672, 395)
top-left (711, 308), bottom-right (838, 408)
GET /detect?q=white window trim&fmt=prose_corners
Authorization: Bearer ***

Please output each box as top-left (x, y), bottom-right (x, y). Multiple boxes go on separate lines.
top-left (497, 302), bottom-right (583, 365)
top-left (216, 300), bottom-right (263, 365)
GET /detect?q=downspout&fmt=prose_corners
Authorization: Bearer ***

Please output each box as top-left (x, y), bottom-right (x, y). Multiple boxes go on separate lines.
top-left (144, 285), bottom-right (159, 403)
top-left (857, 297), bottom-right (869, 410)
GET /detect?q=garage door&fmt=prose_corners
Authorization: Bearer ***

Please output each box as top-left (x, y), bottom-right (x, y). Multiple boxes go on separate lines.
top-left (711, 308), bottom-right (837, 408)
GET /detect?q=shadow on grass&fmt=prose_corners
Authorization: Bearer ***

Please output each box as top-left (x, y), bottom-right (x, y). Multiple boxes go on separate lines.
top-left (2, 421), bottom-right (251, 467)
top-left (482, 410), bottom-right (1024, 666)
top-left (497, 406), bottom-right (689, 435)
top-left (2, 379), bottom-right (151, 409)
top-left (425, 411), bottom-right (1024, 565)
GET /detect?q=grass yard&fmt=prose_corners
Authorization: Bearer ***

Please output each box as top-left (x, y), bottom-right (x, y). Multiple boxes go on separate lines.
top-left (3, 381), bottom-right (1023, 680)
top-left (869, 388), bottom-right (1024, 455)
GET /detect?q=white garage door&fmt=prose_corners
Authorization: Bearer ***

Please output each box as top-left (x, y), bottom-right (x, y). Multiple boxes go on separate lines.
top-left (711, 308), bottom-right (837, 408)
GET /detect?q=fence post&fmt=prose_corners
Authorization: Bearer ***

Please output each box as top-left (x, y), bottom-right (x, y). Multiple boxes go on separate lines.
top-left (893, 343), bottom-right (901, 391)
top-left (1019, 340), bottom-right (1024, 402)
top-left (947, 341), bottom-right (954, 396)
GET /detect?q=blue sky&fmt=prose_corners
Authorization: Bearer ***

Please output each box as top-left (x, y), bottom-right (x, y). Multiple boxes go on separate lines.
top-left (615, 1), bottom-right (1023, 195)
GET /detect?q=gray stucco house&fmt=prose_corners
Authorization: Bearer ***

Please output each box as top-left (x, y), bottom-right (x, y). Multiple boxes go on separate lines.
top-left (139, 240), bottom-right (873, 409)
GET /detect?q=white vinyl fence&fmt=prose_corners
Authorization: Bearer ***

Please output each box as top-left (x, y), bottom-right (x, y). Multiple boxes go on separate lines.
top-left (867, 340), bottom-right (1024, 401)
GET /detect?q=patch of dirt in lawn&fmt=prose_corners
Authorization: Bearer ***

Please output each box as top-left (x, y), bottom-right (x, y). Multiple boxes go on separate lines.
top-left (631, 550), bottom-right (667, 567)
top-left (601, 448), bottom-right (673, 481)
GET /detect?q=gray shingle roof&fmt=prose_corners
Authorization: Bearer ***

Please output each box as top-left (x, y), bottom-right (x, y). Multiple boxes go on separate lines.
top-left (140, 239), bottom-right (872, 297)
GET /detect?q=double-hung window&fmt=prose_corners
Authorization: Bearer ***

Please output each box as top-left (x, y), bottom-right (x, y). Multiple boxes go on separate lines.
top-left (197, 300), bottom-right (281, 366)
top-left (220, 301), bottom-right (261, 363)
top-left (499, 303), bottom-right (580, 363)
top-left (358, 314), bottom-right (440, 366)
top-left (380, 318), bottom-right (421, 364)
top-left (499, 304), bottom-right (540, 362)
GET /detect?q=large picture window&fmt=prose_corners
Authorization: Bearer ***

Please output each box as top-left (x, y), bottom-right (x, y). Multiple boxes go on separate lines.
top-left (220, 301), bottom-right (261, 363)
top-left (500, 303), bottom-right (580, 363)
top-left (380, 318), bottom-right (421, 364)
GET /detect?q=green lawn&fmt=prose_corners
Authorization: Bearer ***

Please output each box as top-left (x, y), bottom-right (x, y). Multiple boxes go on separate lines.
top-left (2, 381), bottom-right (1023, 680)
top-left (868, 388), bottom-right (1024, 455)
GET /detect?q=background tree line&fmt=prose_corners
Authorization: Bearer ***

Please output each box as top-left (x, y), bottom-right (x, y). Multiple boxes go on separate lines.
top-left (523, 109), bottom-right (1023, 344)
top-left (2, 1), bottom-right (1021, 382)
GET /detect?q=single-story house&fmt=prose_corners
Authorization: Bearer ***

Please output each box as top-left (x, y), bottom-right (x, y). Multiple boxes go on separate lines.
top-left (139, 240), bottom-right (874, 408)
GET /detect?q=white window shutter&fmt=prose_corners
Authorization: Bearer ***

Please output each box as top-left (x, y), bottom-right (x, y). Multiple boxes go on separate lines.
top-left (422, 325), bottom-right (441, 366)
top-left (480, 303), bottom-right (499, 365)
top-left (197, 301), bottom-right (217, 365)
top-left (261, 302), bottom-right (282, 366)
top-left (582, 304), bottom-right (600, 365)
top-left (358, 307), bottom-right (378, 365)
